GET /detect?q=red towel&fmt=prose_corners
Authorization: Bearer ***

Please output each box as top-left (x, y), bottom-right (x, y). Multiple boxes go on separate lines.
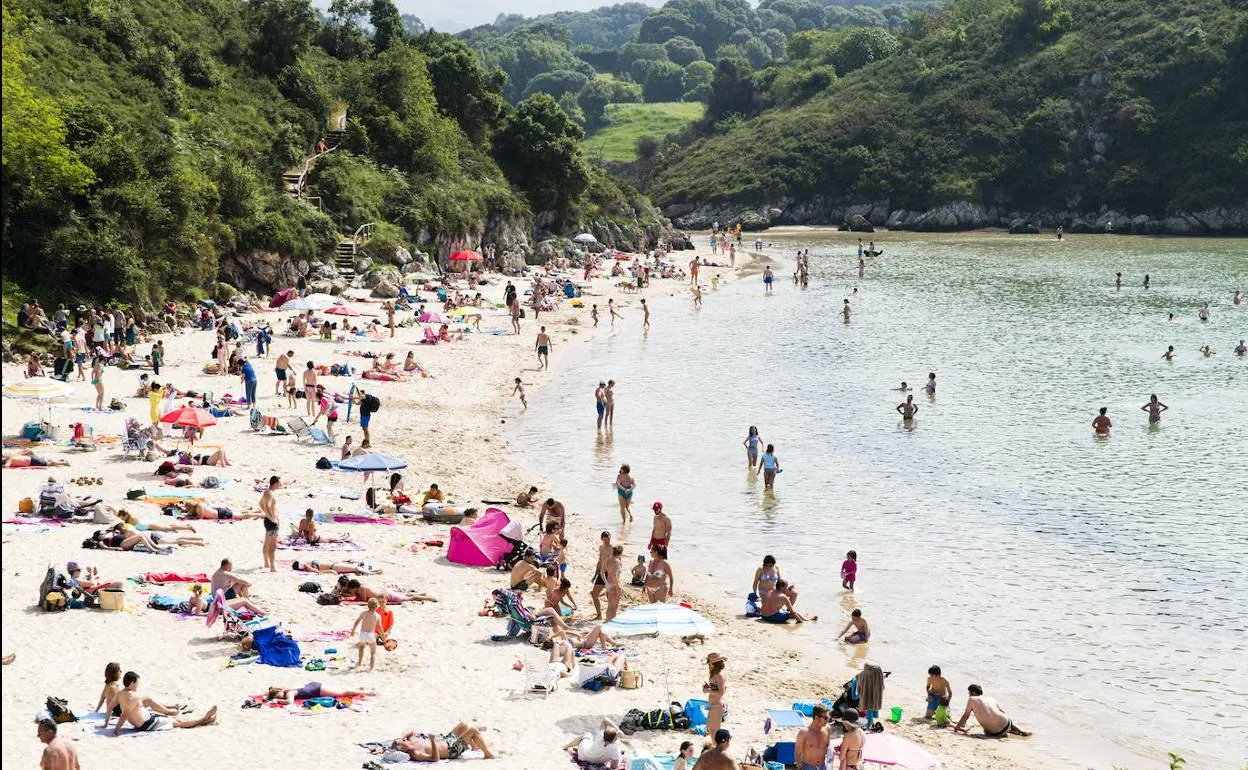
top-left (145, 571), bottom-right (210, 583)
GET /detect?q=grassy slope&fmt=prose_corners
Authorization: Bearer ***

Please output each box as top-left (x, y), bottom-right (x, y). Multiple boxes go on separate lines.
top-left (583, 102), bottom-right (704, 162)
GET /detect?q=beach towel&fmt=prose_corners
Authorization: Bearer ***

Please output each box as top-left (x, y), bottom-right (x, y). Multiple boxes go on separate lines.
top-left (144, 571), bottom-right (209, 583)
top-left (294, 629), bottom-right (352, 642)
top-left (252, 625), bottom-right (302, 668)
top-left (278, 537), bottom-right (364, 551)
top-left (858, 664), bottom-right (885, 711)
top-left (332, 514), bottom-right (393, 525)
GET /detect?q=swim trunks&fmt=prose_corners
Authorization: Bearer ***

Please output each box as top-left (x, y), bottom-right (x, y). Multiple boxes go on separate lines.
top-left (596, 402), bottom-right (605, 415)
top-left (263, 517), bottom-right (279, 534)
top-left (275, 368), bottom-right (287, 381)
top-left (537, 345), bottom-right (548, 355)
top-left (592, 573), bottom-right (606, 587)
top-left (761, 612), bottom-right (792, 623)
top-left (800, 763), bottom-right (828, 770)
top-left (617, 488), bottom-right (633, 500)
top-left (844, 631), bottom-right (869, 644)
top-left (984, 720), bottom-right (1012, 738)
top-left (443, 732), bottom-right (468, 759)
top-left (360, 413), bottom-right (371, 429)
top-left (513, 580), bottom-right (529, 592)
top-left (648, 537), bottom-right (668, 550)
top-left (359, 631), bottom-right (377, 644)
top-left (139, 715), bottom-right (174, 731)
top-left (216, 507), bottom-right (234, 520)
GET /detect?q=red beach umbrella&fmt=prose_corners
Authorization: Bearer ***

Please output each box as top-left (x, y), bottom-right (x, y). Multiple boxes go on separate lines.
top-left (160, 405), bottom-right (218, 429)
top-left (324, 305), bottom-right (365, 316)
top-left (448, 250), bottom-right (482, 262)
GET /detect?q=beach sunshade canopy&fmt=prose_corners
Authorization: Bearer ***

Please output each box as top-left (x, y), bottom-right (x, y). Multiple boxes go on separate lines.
top-left (449, 306), bottom-right (484, 317)
top-left (601, 603), bottom-right (715, 637)
top-left (447, 508), bottom-right (513, 566)
top-left (338, 453), bottom-right (407, 472)
top-left (160, 406), bottom-right (217, 428)
top-left (282, 293), bottom-right (336, 311)
top-left (3, 378), bottom-right (75, 400)
top-left (828, 733), bottom-right (941, 768)
top-left (448, 250), bottom-right (482, 262)
top-left (324, 305), bottom-right (364, 316)
top-left (404, 271), bottom-right (433, 282)
top-left (573, 233), bottom-right (597, 243)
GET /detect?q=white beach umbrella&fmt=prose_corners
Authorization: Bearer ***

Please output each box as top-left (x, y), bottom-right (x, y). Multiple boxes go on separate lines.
top-left (282, 293), bottom-right (335, 311)
top-left (3, 378), bottom-right (75, 400)
top-left (573, 233), bottom-right (597, 243)
top-left (601, 603), bottom-right (715, 637)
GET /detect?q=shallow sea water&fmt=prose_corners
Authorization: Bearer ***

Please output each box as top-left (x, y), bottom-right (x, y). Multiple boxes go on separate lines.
top-left (514, 232), bottom-right (1248, 769)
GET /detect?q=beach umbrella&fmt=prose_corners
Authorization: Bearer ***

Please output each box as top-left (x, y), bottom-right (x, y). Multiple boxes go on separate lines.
top-left (3, 378), bottom-right (75, 400)
top-left (828, 733), bottom-right (941, 768)
top-left (448, 250), bottom-right (482, 262)
top-left (448, 306), bottom-right (484, 317)
top-left (404, 271), bottom-right (433, 282)
top-left (324, 305), bottom-right (365, 316)
top-left (601, 603), bottom-right (715, 637)
top-left (160, 405), bottom-right (217, 429)
top-left (573, 233), bottom-right (597, 243)
top-left (338, 453), bottom-right (408, 473)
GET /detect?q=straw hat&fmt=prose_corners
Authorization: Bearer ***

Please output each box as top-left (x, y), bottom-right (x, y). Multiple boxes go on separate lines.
top-left (706, 652), bottom-right (727, 666)
top-left (839, 708), bottom-right (861, 727)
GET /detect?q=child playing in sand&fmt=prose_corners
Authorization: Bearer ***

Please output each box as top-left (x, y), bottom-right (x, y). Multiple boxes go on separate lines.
top-left (513, 378), bottom-right (527, 409)
top-left (630, 555), bottom-right (647, 586)
top-left (352, 597), bottom-right (382, 670)
top-left (186, 584), bottom-right (208, 615)
top-left (285, 381), bottom-right (297, 409)
top-left (841, 550), bottom-right (857, 591)
top-left (925, 665), bottom-right (953, 723)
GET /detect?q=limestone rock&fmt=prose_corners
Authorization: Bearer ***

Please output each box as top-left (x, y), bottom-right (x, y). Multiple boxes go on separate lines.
top-left (371, 281), bottom-right (399, 299)
top-left (845, 214), bottom-right (874, 232)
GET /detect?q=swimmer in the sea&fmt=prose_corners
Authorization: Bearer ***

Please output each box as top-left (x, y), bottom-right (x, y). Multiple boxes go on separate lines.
top-left (1092, 407), bottom-right (1111, 435)
top-left (924, 372), bottom-right (936, 396)
top-left (1167, 313), bottom-right (1177, 323)
top-left (1140, 395), bottom-right (1169, 424)
top-left (1235, 340), bottom-right (1246, 356)
top-left (1162, 345), bottom-right (1176, 361)
top-left (1115, 272), bottom-right (1122, 290)
top-left (896, 395), bottom-right (918, 420)
top-left (1199, 345), bottom-right (1215, 357)
top-left (1197, 303), bottom-right (1210, 321)
top-left (896, 382), bottom-right (911, 392)
top-left (842, 299), bottom-right (851, 322)
top-left (1143, 274), bottom-right (1150, 289)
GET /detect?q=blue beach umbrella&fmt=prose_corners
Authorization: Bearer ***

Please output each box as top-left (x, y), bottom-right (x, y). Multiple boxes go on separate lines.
top-left (338, 453), bottom-right (408, 473)
top-left (601, 603), bottom-right (715, 637)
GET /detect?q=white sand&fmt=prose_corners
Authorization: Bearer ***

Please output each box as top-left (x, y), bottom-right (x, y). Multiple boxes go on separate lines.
top-left (2, 248), bottom-right (1053, 769)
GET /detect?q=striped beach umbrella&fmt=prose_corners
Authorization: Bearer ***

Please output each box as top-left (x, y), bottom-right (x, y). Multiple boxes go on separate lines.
top-left (2, 378), bottom-right (75, 400)
top-left (601, 603), bottom-right (715, 637)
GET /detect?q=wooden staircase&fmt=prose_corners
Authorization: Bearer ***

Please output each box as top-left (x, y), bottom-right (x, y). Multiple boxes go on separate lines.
top-left (335, 240), bottom-right (356, 281)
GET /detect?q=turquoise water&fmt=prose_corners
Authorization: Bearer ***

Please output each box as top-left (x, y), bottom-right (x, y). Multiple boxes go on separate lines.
top-left (514, 232), bottom-right (1248, 769)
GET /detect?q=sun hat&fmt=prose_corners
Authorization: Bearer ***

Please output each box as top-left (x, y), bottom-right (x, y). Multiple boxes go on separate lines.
top-left (840, 708), bottom-right (861, 726)
top-left (706, 652), bottom-right (727, 666)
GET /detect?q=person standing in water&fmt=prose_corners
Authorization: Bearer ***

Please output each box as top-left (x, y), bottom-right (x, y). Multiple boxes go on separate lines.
top-left (859, 257), bottom-right (865, 279)
top-left (743, 426), bottom-right (764, 470)
top-left (857, 238), bottom-right (864, 258)
top-left (1234, 288), bottom-right (1241, 305)
top-left (1140, 394), bottom-right (1169, 424)
top-left (1163, 345), bottom-right (1176, 361)
top-left (607, 299), bottom-right (623, 326)
top-left (763, 265), bottom-right (774, 294)
top-left (689, 257), bottom-right (699, 285)
top-left (1115, 272), bottom-right (1122, 290)
top-left (1144, 274), bottom-right (1150, 289)
top-left (1197, 302), bottom-right (1211, 321)
top-left (759, 444), bottom-right (780, 491)
top-left (594, 382), bottom-right (607, 429)
top-left (1235, 339), bottom-right (1246, 356)
top-left (1056, 225), bottom-right (1063, 241)
top-left (924, 372), bottom-right (937, 396)
top-left (641, 299), bottom-right (650, 330)
top-left (896, 394), bottom-right (918, 421)
top-left (1092, 407), bottom-right (1112, 436)
top-left (842, 298), bottom-right (851, 323)
top-left (615, 464), bottom-right (635, 523)
top-left (604, 380), bottom-right (616, 427)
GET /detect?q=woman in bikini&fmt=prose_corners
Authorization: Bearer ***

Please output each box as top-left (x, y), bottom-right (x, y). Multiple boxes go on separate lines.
top-left (293, 559), bottom-right (379, 575)
top-left (265, 683), bottom-right (374, 704)
top-left (117, 510), bottom-right (196, 533)
top-left (703, 653), bottom-right (728, 739)
top-left (615, 464), bottom-right (635, 522)
top-left (644, 545), bottom-right (674, 603)
top-left (743, 425), bottom-right (764, 470)
top-left (115, 520), bottom-right (206, 547)
top-left (752, 554), bottom-right (794, 601)
top-left (545, 577), bottom-right (578, 617)
top-left (91, 355), bottom-right (105, 410)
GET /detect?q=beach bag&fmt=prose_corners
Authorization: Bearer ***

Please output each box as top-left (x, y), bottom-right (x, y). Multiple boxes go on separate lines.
top-left (362, 394), bottom-right (380, 413)
top-left (316, 593), bottom-right (341, 605)
top-left (45, 696), bottom-right (78, 723)
top-left (620, 661), bottom-right (643, 689)
top-left (126, 488), bottom-right (146, 500)
top-left (641, 707), bottom-right (673, 730)
top-left (299, 582), bottom-right (323, 594)
top-left (315, 457), bottom-right (333, 470)
top-left (39, 566), bottom-right (67, 611)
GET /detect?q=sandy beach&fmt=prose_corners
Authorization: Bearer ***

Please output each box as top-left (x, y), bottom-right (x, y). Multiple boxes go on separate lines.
top-left (2, 243), bottom-right (1054, 770)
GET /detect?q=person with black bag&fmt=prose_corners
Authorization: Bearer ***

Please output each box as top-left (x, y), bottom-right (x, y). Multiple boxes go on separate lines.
top-left (356, 388), bottom-right (380, 448)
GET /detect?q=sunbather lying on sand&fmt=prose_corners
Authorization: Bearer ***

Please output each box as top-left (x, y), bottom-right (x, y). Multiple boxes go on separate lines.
top-left (118, 510), bottom-right (196, 533)
top-left (106, 671), bottom-right (217, 735)
top-left (389, 722), bottom-right (494, 761)
top-left (88, 528), bottom-right (166, 552)
top-left (116, 521), bottom-right (205, 547)
top-left (293, 559), bottom-right (379, 575)
top-left (2, 449), bottom-right (70, 468)
top-left (175, 501), bottom-right (262, 521)
top-left (334, 577), bottom-right (436, 603)
top-left (265, 682), bottom-right (374, 704)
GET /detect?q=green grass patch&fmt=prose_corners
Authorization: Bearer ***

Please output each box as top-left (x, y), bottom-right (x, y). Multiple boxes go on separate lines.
top-left (583, 102), bottom-right (704, 162)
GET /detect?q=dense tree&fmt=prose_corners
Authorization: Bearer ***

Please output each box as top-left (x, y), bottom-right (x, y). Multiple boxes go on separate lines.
top-left (682, 60), bottom-right (716, 100)
top-left (248, 0), bottom-right (318, 76)
top-left (704, 58), bottom-right (764, 121)
top-left (643, 60), bottom-right (688, 102)
top-left (637, 0), bottom-right (759, 56)
top-left (523, 69), bottom-right (590, 100)
top-left (492, 94), bottom-right (589, 214)
top-left (416, 33), bottom-right (507, 143)
top-left (664, 36), bottom-right (705, 66)
top-left (370, 0), bottom-right (405, 53)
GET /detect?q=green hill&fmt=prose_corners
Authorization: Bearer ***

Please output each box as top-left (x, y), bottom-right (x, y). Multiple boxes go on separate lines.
top-left (645, 0), bottom-right (1248, 222)
top-left (583, 102), bottom-right (704, 162)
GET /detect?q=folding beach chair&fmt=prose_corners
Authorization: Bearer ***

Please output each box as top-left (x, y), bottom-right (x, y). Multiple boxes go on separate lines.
top-left (420, 326), bottom-right (439, 345)
top-left (490, 589), bottom-right (546, 641)
top-left (285, 417), bottom-right (331, 445)
top-left (522, 647), bottom-right (559, 696)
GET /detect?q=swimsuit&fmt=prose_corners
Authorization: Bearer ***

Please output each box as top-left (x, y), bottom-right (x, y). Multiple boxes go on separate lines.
top-left (295, 682), bottom-right (322, 700)
top-left (537, 345), bottom-right (548, 355)
top-left (617, 486), bottom-right (634, 501)
top-left (845, 630), bottom-right (869, 643)
top-left (984, 720), bottom-right (1012, 738)
top-left (596, 401), bottom-right (605, 415)
top-left (648, 536), bottom-right (668, 550)
top-left (762, 611), bottom-right (792, 623)
top-left (139, 714), bottom-right (173, 731)
top-left (442, 732), bottom-right (468, 760)
top-left (263, 517), bottom-right (279, 534)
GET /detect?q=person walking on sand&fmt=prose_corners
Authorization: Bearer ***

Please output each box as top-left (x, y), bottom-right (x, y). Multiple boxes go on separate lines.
top-left (842, 298), bottom-right (851, 323)
top-left (275, 350), bottom-right (292, 396)
top-left (649, 501), bottom-right (671, 550)
top-left (641, 299), bottom-right (650, 330)
top-left (595, 382), bottom-right (607, 429)
top-left (1140, 394), bottom-right (1169, 424)
top-left (351, 597), bottom-right (383, 670)
top-left (703, 653), bottom-right (728, 739)
top-left (954, 684), bottom-right (1032, 738)
top-left (535, 326), bottom-right (552, 370)
top-left (91, 355), bottom-right (105, 410)
top-left (615, 464), bottom-right (635, 522)
top-left (690, 257), bottom-right (699, 285)
top-left (591, 304), bottom-right (599, 327)
top-left (590, 531), bottom-right (612, 620)
top-left (760, 444), bottom-right (780, 491)
top-left (729, 243), bottom-right (736, 267)
top-left (260, 475), bottom-right (280, 572)
top-left (896, 394), bottom-right (918, 421)
top-left (604, 380), bottom-right (616, 427)
top-left (512, 378), bottom-right (527, 409)
top-left (510, 297), bottom-right (521, 335)
top-left (1092, 407), bottom-right (1111, 436)
top-left (604, 545), bottom-right (624, 620)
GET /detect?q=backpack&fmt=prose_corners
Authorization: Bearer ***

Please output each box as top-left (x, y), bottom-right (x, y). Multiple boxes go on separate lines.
top-left (299, 581), bottom-right (323, 593)
top-left (316, 593), bottom-right (341, 605)
top-left (362, 394), bottom-right (380, 413)
top-left (315, 457), bottom-right (333, 470)
top-left (39, 566), bottom-right (68, 611)
top-left (45, 696), bottom-right (78, 724)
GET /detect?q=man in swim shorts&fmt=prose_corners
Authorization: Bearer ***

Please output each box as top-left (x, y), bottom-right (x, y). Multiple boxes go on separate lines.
top-left (1092, 407), bottom-right (1111, 435)
top-left (594, 382), bottom-right (606, 429)
top-left (759, 580), bottom-right (809, 623)
top-left (392, 722), bottom-right (493, 761)
top-left (535, 326), bottom-right (552, 370)
top-left (794, 704), bottom-right (832, 770)
top-left (763, 265), bottom-right (774, 294)
top-left (954, 684), bottom-right (1032, 738)
top-left (649, 501), bottom-right (671, 550)
top-left (110, 671), bottom-right (217, 735)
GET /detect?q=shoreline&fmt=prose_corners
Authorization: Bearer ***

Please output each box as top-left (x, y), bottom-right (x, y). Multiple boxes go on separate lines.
top-left (2, 244), bottom-right (1051, 770)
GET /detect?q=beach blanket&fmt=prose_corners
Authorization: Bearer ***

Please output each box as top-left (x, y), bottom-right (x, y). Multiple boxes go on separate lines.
top-left (294, 629), bottom-right (352, 642)
top-left (81, 713), bottom-right (173, 738)
top-left (3, 517), bottom-right (68, 527)
top-left (246, 693), bottom-right (369, 713)
top-left (333, 514), bottom-right (394, 525)
top-left (358, 742), bottom-right (460, 766)
top-left (278, 537), bottom-right (364, 552)
top-left (144, 571), bottom-right (209, 583)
